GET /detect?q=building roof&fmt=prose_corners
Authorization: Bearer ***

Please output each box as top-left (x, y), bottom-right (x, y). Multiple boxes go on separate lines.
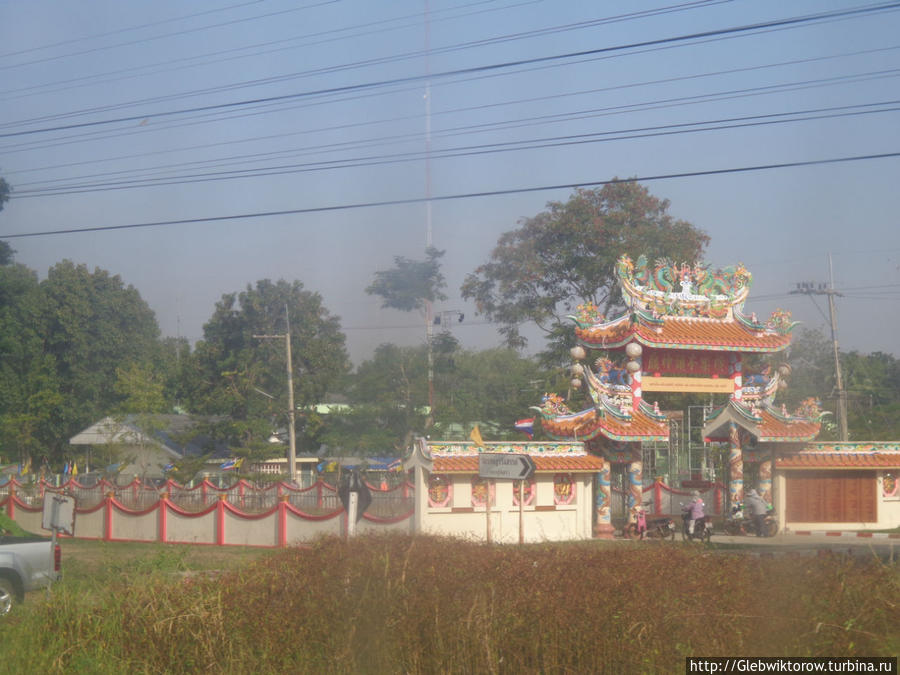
top-left (702, 400), bottom-right (821, 443)
top-left (432, 453), bottom-right (605, 474)
top-left (69, 414), bottom-right (231, 459)
top-left (537, 403), bottom-right (669, 443)
top-left (573, 313), bottom-right (793, 353)
top-left (776, 442), bottom-right (900, 469)
top-left (409, 440), bottom-right (605, 474)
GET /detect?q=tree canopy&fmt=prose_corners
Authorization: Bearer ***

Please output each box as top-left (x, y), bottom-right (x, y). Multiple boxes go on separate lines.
top-left (183, 279), bottom-right (349, 455)
top-left (366, 246), bottom-right (447, 312)
top-left (461, 181), bottom-right (709, 361)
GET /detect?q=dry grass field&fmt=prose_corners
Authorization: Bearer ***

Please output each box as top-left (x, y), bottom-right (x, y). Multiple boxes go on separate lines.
top-left (1, 535), bottom-right (897, 674)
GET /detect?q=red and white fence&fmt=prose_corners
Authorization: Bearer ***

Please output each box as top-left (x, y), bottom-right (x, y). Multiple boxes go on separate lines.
top-left (1, 477), bottom-right (414, 547)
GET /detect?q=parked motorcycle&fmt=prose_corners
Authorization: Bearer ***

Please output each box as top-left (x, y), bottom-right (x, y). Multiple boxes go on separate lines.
top-left (724, 502), bottom-right (778, 537)
top-left (623, 508), bottom-right (676, 540)
top-left (723, 502), bottom-right (750, 536)
top-left (680, 505), bottom-right (712, 543)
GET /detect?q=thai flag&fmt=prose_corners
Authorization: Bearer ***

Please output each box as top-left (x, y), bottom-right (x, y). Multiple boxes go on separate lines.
top-left (514, 418), bottom-right (534, 439)
top-left (219, 459), bottom-right (237, 470)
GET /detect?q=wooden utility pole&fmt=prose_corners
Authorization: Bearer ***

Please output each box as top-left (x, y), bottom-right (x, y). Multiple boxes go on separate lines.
top-left (789, 254), bottom-right (848, 441)
top-left (253, 304), bottom-right (298, 481)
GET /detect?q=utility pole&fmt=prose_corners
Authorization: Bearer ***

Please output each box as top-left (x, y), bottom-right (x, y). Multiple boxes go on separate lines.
top-left (253, 304), bottom-right (298, 481)
top-left (424, 1), bottom-right (435, 427)
top-left (789, 253), bottom-right (849, 441)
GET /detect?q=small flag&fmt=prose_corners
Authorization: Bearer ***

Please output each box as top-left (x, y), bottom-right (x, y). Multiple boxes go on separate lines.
top-left (72, 462), bottom-right (78, 476)
top-left (106, 462), bottom-right (123, 474)
top-left (162, 463), bottom-right (175, 472)
top-left (220, 458), bottom-right (244, 471)
top-left (469, 425), bottom-right (485, 448)
top-left (63, 462), bottom-right (70, 475)
top-left (514, 418), bottom-right (534, 439)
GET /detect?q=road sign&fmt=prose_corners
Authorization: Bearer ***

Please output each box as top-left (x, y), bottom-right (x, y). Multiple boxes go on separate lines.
top-left (42, 492), bottom-right (76, 536)
top-left (478, 453), bottom-right (535, 480)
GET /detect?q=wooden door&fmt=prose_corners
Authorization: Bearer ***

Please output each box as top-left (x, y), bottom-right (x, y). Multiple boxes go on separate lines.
top-left (785, 471), bottom-right (876, 523)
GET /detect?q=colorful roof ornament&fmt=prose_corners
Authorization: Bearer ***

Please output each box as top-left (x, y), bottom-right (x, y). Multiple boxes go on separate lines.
top-left (532, 395), bottom-right (669, 443)
top-left (570, 255), bottom-right (798, 353)
top-left (702, 397), bottom-right (824, 443)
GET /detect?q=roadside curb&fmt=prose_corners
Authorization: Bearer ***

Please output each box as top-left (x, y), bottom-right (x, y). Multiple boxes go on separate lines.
top-left (788, 531), bottom-right (900, 539)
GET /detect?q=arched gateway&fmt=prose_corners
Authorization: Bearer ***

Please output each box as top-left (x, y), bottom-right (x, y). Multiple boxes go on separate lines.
top-left (536, 254), bottom-right (826, 536)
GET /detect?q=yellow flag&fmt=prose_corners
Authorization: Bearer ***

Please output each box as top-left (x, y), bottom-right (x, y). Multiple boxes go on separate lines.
top-left (72, 462), bottom-right (78, 476)
top-left (469, 425), bottom-right (485, 448)
top-left (234, 457), bottom-right (244, 469)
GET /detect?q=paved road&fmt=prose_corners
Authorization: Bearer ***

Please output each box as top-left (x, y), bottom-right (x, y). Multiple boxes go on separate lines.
top-left (709, 532), bottom-right (899, 561)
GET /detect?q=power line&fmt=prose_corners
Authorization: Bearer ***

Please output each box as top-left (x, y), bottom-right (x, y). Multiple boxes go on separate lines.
top-left (0, 1), bottom-right (339, 71)
top-left (4, 2), bottom-right (898, 138)
top-left (12, 98), bottom-right (900, 197)
top-left (9, 42), bottom-right (900, 174)
top-left (3, 150), bottom-right (898, 239)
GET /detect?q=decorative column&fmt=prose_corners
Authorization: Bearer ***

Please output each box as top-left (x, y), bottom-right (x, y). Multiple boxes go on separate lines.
top-left (758, 458), bottom-right (772, 505)
top-left (728, 421), bottom-right (743, 506)
top-left (594, 458), bottom-right (614, 538)
top-left (625, 342), bottom-right (643, 408)
top-left (627, 445), bottom-right (643, 518)
top-left (730, 354), bottom-right (743, 400)
top-left (158, 492), bottom-right (169, 544)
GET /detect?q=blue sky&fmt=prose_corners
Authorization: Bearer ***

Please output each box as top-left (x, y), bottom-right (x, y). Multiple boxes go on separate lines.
top-left (1, 0), bottom-right (899, 365)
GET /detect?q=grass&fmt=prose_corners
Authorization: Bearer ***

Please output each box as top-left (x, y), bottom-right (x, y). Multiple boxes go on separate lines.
top-left (1, 535), bottom-right (897, 674)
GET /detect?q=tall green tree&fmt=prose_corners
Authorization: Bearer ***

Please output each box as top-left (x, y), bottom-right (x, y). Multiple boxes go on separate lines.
top-left (366, 247), bottom-right (447, 312)
top-left (184, 279), bottom-right (349, 456)
top-left (0, 262), bottom-right (62, 462)
top-left (461, 181), bottom-right (709, 363)
top-left (39, 260), bottom-right (162, 453)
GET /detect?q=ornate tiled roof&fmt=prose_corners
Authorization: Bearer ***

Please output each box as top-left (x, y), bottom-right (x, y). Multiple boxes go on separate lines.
top-left (423, 441), bottom-right (605, 473)
top-left (702, 400), bottom-right (821, 443)
top-left (433, 454), bottom-right (606, 473)
top-left (776, 453), bottom-right (900, 468)
top-left (537, 404), bottom-right (669, 443)
top-left (573, 314), bottom-right (792, 352)
top-left (776, 442), bottom-right (900, 468)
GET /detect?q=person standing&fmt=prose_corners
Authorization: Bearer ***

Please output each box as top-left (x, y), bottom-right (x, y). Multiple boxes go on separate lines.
top-left (745, 489), bottom-right (768, 536)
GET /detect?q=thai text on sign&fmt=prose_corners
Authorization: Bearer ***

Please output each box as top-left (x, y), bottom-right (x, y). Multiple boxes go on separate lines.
top-left (642, 376), bottom-right (735, 393)
top-left (642, 350), bottom-right (730, 377)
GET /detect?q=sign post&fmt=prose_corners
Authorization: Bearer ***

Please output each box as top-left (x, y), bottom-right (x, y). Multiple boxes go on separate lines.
top-left (478, 454), bottom-right (536, 544)
top-left (42, 492), bottom-right (75, 589)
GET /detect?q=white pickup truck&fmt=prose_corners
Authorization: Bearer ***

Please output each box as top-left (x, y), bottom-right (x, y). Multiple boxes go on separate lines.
top-left (0, 526), bottom-right (61, 615)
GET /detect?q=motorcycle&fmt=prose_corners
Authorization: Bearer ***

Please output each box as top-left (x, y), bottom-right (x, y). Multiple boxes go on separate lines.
top-left (623, 508), bottom-right (676, 540)
top-left (680, 504), bottom-right (712, 543)
top-left (723, 502), bottom-right (750, 536)
top-left (724, 502), bottom-right (779, 537)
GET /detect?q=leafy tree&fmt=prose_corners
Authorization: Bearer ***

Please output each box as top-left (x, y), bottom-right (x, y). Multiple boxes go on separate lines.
top-left (0, 263), bottom-right (63, 461)
top-left (366, 247), bottom-right (447, 312)
top-left (184, 279), bottom-right (349, 457)
top-left (333, 341), bottom-right (555, 450)
top-left (784, 327), bottom-right (900, 440)
top-left (0, 242), bottom-right (14, 266)
top-left (340, 343), bottom-right (430, 452)
top-left (39, 261), bottom-right (161, 453)
top-left (461, 181), bottom-right (709, 362)
top-left (0, 176), bottom-right (9, 212)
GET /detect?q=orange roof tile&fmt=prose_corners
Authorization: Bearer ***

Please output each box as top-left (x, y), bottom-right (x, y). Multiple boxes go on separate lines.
top-left (776, 453), bottom-right (900, 468)
top-left (575, 316), bottom-right (791, 352)
top-left (703, 401), bottom-right (820, 443)
top-left (433, 454), bottom-right (606, 473)
top-left (539, 408), bottom-right (669, 442)
top-left (756, 408), bottom-right (821, 442)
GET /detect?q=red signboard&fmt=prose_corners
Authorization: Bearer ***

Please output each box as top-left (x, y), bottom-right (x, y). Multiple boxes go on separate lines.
top-left (642, 350), bottom-right (731, 377)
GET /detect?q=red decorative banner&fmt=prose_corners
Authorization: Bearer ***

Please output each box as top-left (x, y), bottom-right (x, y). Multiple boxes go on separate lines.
top-left (643, 350), bottom-right (731, 377)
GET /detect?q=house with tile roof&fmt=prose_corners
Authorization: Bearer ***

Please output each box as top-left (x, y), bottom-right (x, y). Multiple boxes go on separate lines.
top-left (534, 254), bottom-right (899, 534)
